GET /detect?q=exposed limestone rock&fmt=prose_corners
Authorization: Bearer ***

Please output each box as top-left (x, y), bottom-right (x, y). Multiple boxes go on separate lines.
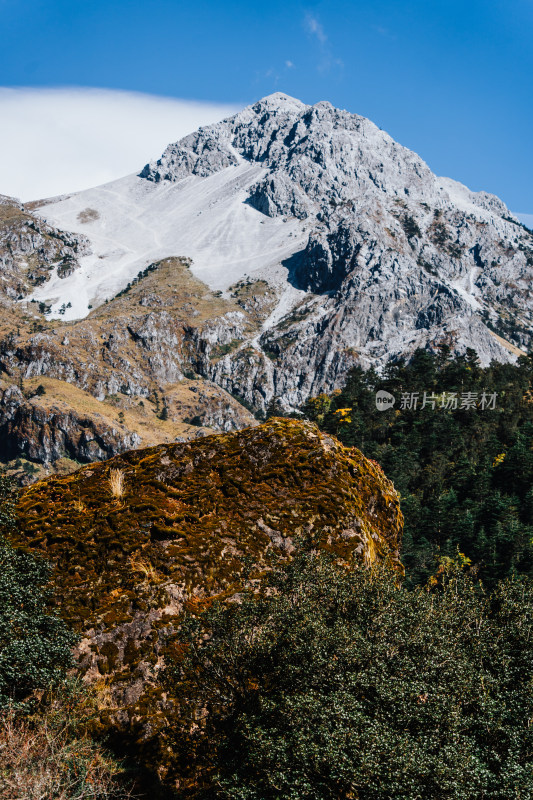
top-left (0, 196), bottom-right (89, 301)
top-left (3, 93), bottom-right (533, 430)
top-left (0, 258), bottom-right (253, 403)
top-left (0, 258), bottom-right (257, 473)
top-left (139, 126), bottom-right (240, 181)
top-left (0, 381), bottom-right (140, 465)
top-left (14, 418), bottom-right (403, 779)
top-left (0, 371), bottom-right (258, 484)
top-left (139, 93), bottom-right (533, 409)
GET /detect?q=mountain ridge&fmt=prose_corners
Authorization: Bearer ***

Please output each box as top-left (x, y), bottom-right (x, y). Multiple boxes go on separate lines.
top-left (0, 92), bottom-right (531, 461)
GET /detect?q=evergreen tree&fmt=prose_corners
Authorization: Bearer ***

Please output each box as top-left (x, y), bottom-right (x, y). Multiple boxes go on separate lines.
top-left (302, 351), bottom-right (533, 586)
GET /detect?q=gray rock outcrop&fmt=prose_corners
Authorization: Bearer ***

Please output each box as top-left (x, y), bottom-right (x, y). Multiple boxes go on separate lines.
top-left (140, 93), bottom-right (533, 409)
top-left (0, 196), bottom-right (90, 300)
top-left (0, 383), bottom-right (140, 465)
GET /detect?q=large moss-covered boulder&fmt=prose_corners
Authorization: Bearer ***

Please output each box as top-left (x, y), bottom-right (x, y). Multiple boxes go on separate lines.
top-left (14, 418), bottom-right (402, 777)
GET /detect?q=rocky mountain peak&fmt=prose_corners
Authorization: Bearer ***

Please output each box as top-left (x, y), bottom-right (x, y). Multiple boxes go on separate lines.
top-left (139, 94), bottom-right (509, 225)
top-left (251, 91), bottom-right (307, 112)
top-left (9, 92), bottom-right (533, 426)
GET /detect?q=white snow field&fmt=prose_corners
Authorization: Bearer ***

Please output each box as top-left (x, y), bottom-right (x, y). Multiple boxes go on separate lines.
top-left (26, 92), bottom-right (527, 336)
top-left (30, 162), bottom-right (308, 320)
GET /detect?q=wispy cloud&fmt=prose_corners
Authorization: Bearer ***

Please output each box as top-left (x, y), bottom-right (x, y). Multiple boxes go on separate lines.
top-left (305, 13), bottom-right (327, 45)
top-left (285, 60), bottom-right (295, 69)
top-left (304, 12), bottom-right (343, 74)
top-left (0, 87), bottom-right (240, 201)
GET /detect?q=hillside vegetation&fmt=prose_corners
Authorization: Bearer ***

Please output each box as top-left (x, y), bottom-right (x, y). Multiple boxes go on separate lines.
top-left (2, 408), bottom-right (533, 797)
top-left (303, 348), bottom-right (533, 586)
top-left (169, 550), bottom-right (533, 799)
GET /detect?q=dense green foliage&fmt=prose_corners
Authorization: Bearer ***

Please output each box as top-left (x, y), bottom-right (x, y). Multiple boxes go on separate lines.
top-left (303, 349), bottom-right (533, 586)
top-left (0, 473), bottom-right (77, 708)
top-left (0, 472), bottom-right (16, 532)
top-left (0, 473), bottom-right (139, 797)
top-left (169, 551), bottom-right (533, 800)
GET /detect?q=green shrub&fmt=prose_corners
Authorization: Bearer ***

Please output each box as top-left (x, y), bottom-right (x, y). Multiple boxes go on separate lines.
top-left (168, 551), bottom-right (533, 800)
top-left (401, 213), bottom-right (421, 240)
top-left (0, 472), bottom-right (16, 533)
top-left (0, 473), bottom-right (78, 709)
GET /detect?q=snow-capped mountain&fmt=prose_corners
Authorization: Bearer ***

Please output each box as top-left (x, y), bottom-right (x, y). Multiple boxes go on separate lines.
top-left (9, 93), bottom-right (533, 411)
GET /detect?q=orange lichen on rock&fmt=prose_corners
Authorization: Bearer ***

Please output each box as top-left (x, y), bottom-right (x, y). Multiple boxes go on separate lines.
top-left (14, 417), bottom-right (402, 775)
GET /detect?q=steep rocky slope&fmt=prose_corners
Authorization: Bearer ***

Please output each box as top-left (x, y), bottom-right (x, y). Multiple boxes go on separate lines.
top-left (0, 255), bottom-right (258, 478)
top-left (0, 193), bottom-right (89, 304)
top-left (0, 374), bottom-right (255, 484)
top-left (1, 93), bottom-right (532, 471)
top-left (1, 256), bottom-right (265, 400)
top-left (0, 379), bottom-right (140, 477)
top-left (25, 93), bottom-right (533, 414)
top-left (14, 418), bottom-right (403, 780)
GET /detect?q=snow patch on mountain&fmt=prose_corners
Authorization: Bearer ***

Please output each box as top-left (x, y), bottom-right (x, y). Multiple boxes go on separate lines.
top-left (26, 92), bottom-right (533, 404)
top-left (29, 163), bottom-right (308, 320)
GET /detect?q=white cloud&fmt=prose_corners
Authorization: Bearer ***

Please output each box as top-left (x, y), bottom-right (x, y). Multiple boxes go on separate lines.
top-left (305, 13), bottom-right (327, 45)
top-left (285, 60), bottom-right (295, 68)
top-left (304, 13), bottom-right (342, 74)
top-left (0, 87), bottom-right (240, 201)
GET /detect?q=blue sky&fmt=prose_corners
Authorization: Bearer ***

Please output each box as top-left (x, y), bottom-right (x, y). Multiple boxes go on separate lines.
top-left (0, 0), bottom-right (532, 211)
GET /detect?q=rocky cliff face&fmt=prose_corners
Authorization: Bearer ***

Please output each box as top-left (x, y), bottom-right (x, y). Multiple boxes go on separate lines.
top-left (139, 94), bottom-right (533, 408)
top-left (0, 257), bottom-right (258, 478)
top-left (0, 371), bottom-right (257, 485)
top-left (0, 381), bottom-right (141, 466)
top-left (2, 93), bottom-right (532, 451)
top-left (0, 195), bottom-right (89, 303)
top-left (14, 418), bottom-right (403, 780)
top-left (1, 257), bottom-right (253, 400)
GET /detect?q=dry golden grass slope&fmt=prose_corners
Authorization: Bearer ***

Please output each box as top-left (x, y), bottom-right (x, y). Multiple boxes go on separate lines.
top-left (0, 238), bottom-right (269, 477)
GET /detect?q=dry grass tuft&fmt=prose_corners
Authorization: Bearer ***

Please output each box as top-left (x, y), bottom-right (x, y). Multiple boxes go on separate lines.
top-left (92, 675), bottom-right (116, 712)
top-left (109, 468), bottom-right (125, 500)
top-left (129, 557), bottom-right (160, 583)
top-left (0, 706), bottom-right (136, 799)
top-left (73, 488), bottom-right (86, 513)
